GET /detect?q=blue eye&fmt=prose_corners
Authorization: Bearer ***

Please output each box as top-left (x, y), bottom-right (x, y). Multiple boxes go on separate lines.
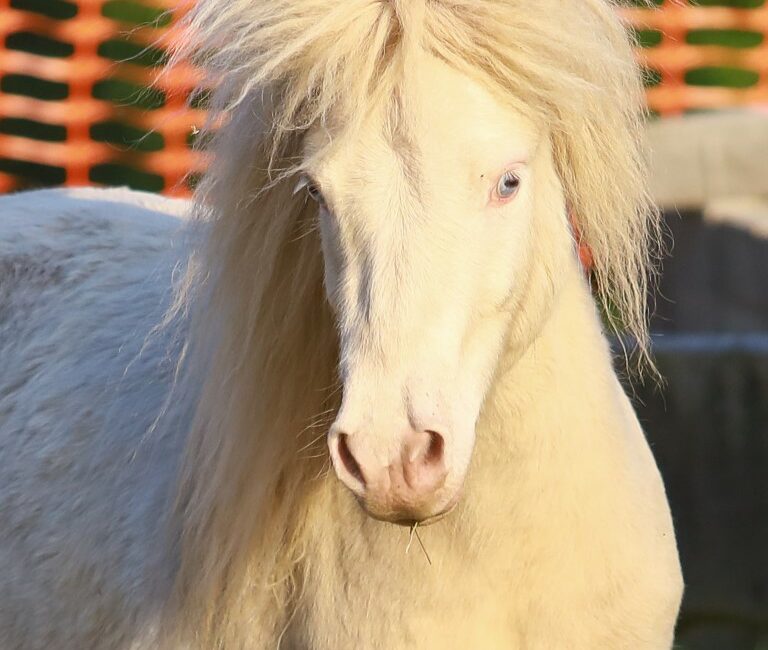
top-left (496, 171), bottom-right (521, 199)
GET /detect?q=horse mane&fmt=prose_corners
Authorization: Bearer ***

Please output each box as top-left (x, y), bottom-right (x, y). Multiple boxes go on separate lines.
top-left (164, 1), bottom-right (659, 645)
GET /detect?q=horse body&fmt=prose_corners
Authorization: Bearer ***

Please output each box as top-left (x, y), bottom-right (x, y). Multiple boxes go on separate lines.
top-left (0, 188), bottom-right (188, 649)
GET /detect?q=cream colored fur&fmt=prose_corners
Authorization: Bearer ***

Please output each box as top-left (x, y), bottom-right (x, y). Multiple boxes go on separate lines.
top-left (0, 1), bottom-right (681, 648)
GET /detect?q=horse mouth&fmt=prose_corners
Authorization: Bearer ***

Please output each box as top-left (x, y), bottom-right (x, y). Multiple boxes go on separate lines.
top-left (386, 499), bottom-right (460, 528)
top-left (352, 482), bottom-right (464, 527)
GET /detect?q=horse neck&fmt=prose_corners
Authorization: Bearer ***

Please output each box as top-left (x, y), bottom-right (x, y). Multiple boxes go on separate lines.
top-left (465, 261), bottom-right (633, 523)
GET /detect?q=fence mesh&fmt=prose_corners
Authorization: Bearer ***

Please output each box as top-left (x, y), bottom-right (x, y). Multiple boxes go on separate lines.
top-left (0, 0), bottom-right (766, 196)
top-left (626, 0), bottom-right (768, 115)
top-left (0, 0), bottom-right (204, 195)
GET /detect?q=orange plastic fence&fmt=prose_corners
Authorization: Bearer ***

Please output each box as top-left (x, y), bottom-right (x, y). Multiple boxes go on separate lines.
top-left (623, 2), bottom-right (768, 115)
top-left (0, 0), bottom-right (766, 196)
top-left (0, 0), bottom-right (205, 195)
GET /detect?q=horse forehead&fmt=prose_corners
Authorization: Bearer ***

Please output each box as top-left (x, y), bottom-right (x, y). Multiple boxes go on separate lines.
top-left (370, 56), bottom-right (538, 175)
top-left (409, 56), bottom-right (539, 164)
top-left (306, 56), bottom-right (539, 187)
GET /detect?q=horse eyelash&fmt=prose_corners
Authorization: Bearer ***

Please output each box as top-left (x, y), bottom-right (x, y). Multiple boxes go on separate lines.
top-left (293, 175), bottom-right (310, 196)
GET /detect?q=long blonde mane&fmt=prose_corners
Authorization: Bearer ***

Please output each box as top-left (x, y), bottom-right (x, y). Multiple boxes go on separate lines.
top-left (165, 1), bottom-right (659, 645)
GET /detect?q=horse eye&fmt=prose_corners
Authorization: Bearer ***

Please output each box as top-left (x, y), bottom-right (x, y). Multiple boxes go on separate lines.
top-left (294, 175), bottom-right (325, 204)
top-left (306, 182), bottom-right (323, 203)
top-left (496, 171), bottom-right (521, 199)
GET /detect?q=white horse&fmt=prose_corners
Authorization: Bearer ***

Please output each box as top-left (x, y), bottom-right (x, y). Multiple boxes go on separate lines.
top-left (0, 1), bottom-right (683, 648)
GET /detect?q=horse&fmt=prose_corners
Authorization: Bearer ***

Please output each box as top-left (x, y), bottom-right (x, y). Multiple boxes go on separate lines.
top-left (0, 1), bottom-right (683, 648)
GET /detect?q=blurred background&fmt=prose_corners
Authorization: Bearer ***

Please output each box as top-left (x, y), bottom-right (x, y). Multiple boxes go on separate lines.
top-left (0, 0), bottom-right (766, 648)
top-left (0, 0), bottom-right (203, 195)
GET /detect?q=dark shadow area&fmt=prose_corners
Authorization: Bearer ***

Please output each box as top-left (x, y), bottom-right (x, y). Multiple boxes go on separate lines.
top-left (633, 209), bottom-right (768, 649)
top-left (653, 211), bottom-right (768, 333)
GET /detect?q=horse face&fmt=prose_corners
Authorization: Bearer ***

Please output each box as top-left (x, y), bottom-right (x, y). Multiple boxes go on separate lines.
top-left (303, 55), bottom-right (550, 525)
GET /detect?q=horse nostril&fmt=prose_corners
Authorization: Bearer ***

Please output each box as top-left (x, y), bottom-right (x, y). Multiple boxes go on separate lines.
top-left (424, 430), bottom-right (444, 466)
top-left (337, 433), bottom-right (365, 487)
top-left (406, 430), bottom-right (445, 467)
top-left (401, 429), bottom-right (447, 494)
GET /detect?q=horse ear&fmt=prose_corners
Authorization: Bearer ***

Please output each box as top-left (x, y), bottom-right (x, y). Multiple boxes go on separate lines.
top-left (568, 208), bottom-right (594, 272)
